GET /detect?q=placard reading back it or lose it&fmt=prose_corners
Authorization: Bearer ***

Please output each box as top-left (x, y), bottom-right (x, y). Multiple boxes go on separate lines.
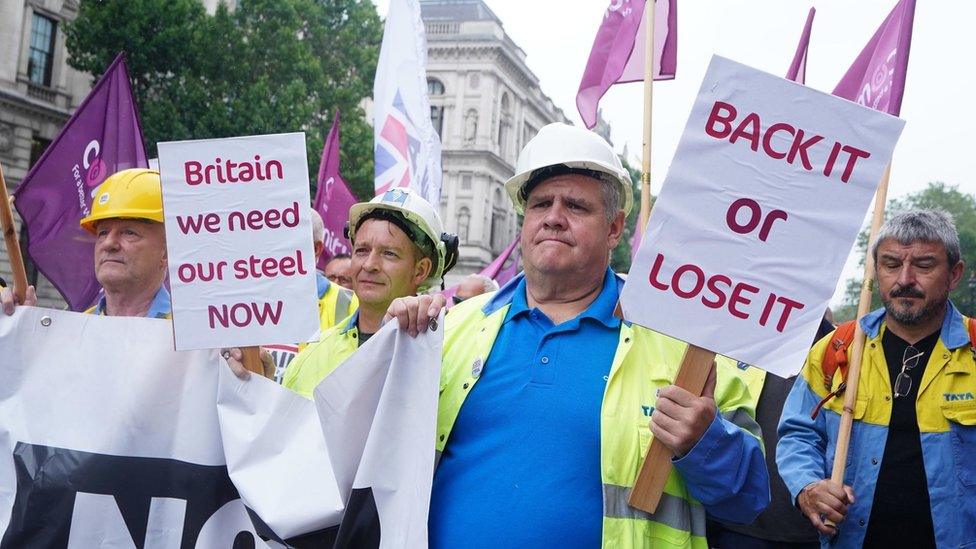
top-left (621, 56), bottom-right (905, 378)
top-left (158, 133), bottom-right (319, 351)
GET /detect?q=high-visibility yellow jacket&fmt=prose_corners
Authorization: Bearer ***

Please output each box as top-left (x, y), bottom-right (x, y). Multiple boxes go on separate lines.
top-left (437, 276), bottom-right (769, 548)
top-left (778, 303), bottom-right (976, 548)
top-left (283, 312), bottom-right (360, 398)
top-left (316, 273), bottom-right (357, 332)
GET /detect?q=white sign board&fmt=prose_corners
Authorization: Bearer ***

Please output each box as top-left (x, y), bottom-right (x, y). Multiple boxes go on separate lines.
top-left (159, 133), bottom-right (319, 350)
top-left (621, 56), bottom-right (905, 378)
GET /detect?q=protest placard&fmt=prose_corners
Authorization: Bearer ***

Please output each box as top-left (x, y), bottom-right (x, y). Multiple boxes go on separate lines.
top-left (159, 133), bottom-right (319, 351)
top-left (621, 55), bottom-right (905, 378)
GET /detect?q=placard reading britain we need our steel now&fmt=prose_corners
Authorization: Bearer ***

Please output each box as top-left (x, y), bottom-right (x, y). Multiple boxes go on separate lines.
top-left (622, 56), bottom-right (905, 378)
top-left (158, 132), bottom-right (319, 351)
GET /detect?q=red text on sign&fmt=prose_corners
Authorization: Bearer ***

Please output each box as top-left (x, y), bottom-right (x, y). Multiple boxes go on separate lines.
top-left (208, 301), bottom-right (284, 329)
top-left (648, 252), bottom-right (805, 332)
top-left (227, 201), bottom-right (300, 231)
top-left (184, 155), bottom-right (284, 185)
top-left (704, 101), bottom-right (871, 183)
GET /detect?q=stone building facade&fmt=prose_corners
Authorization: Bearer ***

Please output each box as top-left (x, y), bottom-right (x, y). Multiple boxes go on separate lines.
top-left (420, 0), bottom-right (581, 282)
top-left (0, 0), bottom-right (91, 308)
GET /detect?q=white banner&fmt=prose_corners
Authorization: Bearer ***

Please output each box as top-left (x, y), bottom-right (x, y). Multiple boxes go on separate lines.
top-left (315, 314), bottom-right (443, 548)
top-left (0, 307), bottom-right (341, 546)
top-left (622, 56), bottom-right (905, 378)
top-left (373, 0), bottom-right (443, 204)
top-left (158, 132), bottom-right (319, 350)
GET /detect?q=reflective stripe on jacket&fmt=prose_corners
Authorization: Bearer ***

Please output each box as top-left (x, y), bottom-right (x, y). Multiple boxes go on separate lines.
top-left (777, 302), bottom-right (976, 548)
top-left (283, 312), bottom-right (359, 398)
top-left (439, 273), bottom-right (769, 548)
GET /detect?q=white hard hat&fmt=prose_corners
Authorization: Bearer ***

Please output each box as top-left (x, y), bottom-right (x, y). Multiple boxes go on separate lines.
top-left (347, 188), bottom-right (459, 291)
top-left (505, 123), bottom-right (633, 215)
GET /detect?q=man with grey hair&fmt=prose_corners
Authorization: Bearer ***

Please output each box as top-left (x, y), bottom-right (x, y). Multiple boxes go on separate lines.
top-left (452, 274), bottom-right (499, 305)
top-left (778, 209), bottom-right (976, 548)
top-left (309, 208), bottom-right (357, 331)
top-left (386, 123), bottom-right (768, 547)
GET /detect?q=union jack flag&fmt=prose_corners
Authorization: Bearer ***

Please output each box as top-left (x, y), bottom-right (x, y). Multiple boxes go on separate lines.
top-left (375, 91), bottom-right (423, 195)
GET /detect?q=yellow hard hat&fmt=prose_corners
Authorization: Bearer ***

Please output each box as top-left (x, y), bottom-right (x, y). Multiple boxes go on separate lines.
top-left (79, 168), bottom-right (163, 234)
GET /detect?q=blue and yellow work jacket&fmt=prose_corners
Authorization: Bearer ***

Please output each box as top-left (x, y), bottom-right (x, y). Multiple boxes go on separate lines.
top-left (84, 286), bottom-right (172, 319)
top-left (438, 273), bottom-right (769, 548)
top-left (777, 303), bottom-right (976, 548)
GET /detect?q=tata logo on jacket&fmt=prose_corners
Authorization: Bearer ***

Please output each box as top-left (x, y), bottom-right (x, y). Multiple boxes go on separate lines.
top-left (943, 392), bottom-right (975, 402)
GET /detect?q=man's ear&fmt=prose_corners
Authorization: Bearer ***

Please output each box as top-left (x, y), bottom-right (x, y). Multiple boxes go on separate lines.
top-left (607, 210), bottom-right (625, 248)
top-left (414, 256), bottom-right (433, 286)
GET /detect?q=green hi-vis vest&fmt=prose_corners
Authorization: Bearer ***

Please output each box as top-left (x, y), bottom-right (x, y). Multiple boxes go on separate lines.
top-left (437, 292), bottom-right (763, 548)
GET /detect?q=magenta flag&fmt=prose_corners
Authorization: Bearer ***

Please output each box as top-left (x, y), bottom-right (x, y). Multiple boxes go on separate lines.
top-left (833, 0), bottom-right (915, 116)
top-left (577, 0), bottom-right (677, 129)
top-left (442, 235), bottom-right (520, 303)
top-left (13, 53), bottom-right (147, 311)
top-left (786, 7), bottom-right (815, 84)
top-left (313, 111), bottom-right (358, 272)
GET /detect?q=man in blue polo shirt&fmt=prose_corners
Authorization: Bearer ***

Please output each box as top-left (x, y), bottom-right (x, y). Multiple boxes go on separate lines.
top-left (387, 123), bottom-right (769, 548)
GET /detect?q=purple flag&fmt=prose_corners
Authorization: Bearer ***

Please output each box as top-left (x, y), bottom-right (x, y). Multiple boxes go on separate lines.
top-left (833, 0), bottom-right (915, 116)
top-left (786, 7), bottom-right (815, 84)
top-left (314, 111), bottom-right (358, 272)
top-left (577, 0), bottom-right (677, 129)
top-left (442, 235), bottom-right (520, 304)
top-left (13, 53), bottom-right (147, 311)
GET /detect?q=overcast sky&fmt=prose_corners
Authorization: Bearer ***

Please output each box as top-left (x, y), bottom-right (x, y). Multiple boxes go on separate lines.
top-left (374, 0), bottom-right (976, 305)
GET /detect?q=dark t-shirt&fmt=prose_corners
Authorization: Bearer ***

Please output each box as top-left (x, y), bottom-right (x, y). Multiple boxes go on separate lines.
top-left (862, 328), bottom-right (939, 548)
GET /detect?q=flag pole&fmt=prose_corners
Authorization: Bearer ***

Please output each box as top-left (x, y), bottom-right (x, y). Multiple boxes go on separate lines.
top-left (0, 161), bottom-right (28, 303)
top-left (627, 0), bottom-right (718, 515)
top-left (825, 164), bottom-right (892, 525)
top-left (637, 0), bottom-right (656, 237)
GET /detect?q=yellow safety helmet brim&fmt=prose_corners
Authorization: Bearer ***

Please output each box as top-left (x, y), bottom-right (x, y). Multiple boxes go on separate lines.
top-left (79, 168), bottom-right (164, 234)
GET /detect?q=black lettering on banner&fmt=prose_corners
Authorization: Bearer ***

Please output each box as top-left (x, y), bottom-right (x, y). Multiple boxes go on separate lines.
top-left (1, 442), bottom-right (253, 548)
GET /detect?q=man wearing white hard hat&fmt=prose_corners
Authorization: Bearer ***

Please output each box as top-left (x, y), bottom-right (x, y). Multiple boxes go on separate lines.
top-left (387, 123), bottom-right (769, 548)
top-left (279, 187), bottom-right (458, 397)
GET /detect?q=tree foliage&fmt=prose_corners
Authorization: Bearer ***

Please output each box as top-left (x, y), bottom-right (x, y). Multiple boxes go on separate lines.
top-left (835, 182), bottom-right (976, 321)
top-left (65, 0), bottom-right (382, 199)
top-left (609, 156), bottom-right (645, 274)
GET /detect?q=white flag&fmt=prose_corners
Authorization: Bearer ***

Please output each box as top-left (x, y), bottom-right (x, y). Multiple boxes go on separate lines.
top-left (373, 0), bottom-right (443, 204)
top-left (0, 307), bottom-right (342, 545)
top-left (314, 314), bottom-right (443, 549)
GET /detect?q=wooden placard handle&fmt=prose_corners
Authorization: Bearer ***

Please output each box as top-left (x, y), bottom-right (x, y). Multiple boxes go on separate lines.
top-left (241, 346), bottom-right (267, 377)
top-left (628, 344), bottom-right (716, 513)
top-left (0, 162), bottom-right (28, 303)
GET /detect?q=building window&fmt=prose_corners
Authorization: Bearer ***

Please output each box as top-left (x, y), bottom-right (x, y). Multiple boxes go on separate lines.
top-left (21, 136), bottom-right (52, 286)
top-left (430, 106), bottom-right (444, 137)
top-left (28, 14), bottom-right (57, 87)
top-left (498, 94), bottom-right (512, 158)
top-left (457, 207), bottom-right (470, 243)
top-left (427, 78), bottom-right (445, 96)
top-left (461, 174), bottom-right (472, 190)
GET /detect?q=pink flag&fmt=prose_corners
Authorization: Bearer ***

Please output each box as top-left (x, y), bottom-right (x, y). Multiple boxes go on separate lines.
top-left (313, 111), bottom-right (358, 272)
top-left (833, 0), bottom-right (916, 116)
top-left (577, 0), bottom-right (677, 129)
top-left (13, 53), bottom-right (147, 311)
top-left (786, 7), bottom-right (815, 84)
top-left (442, 235), bottom-right (520, 304)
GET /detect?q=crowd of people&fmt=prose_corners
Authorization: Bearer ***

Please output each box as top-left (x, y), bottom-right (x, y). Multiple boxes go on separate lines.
top-left (1, 122), bottom-right (973, 548)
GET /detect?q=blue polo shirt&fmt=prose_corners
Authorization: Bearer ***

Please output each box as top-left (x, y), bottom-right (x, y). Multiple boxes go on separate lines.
top-left (87, 286), bottom-right (171, 319)
top-left (429, 269), bottom-right (621, 548)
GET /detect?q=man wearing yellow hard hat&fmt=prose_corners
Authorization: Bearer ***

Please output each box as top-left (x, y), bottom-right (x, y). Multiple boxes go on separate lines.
top-left (1, 168), bottom-right (170, 318)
